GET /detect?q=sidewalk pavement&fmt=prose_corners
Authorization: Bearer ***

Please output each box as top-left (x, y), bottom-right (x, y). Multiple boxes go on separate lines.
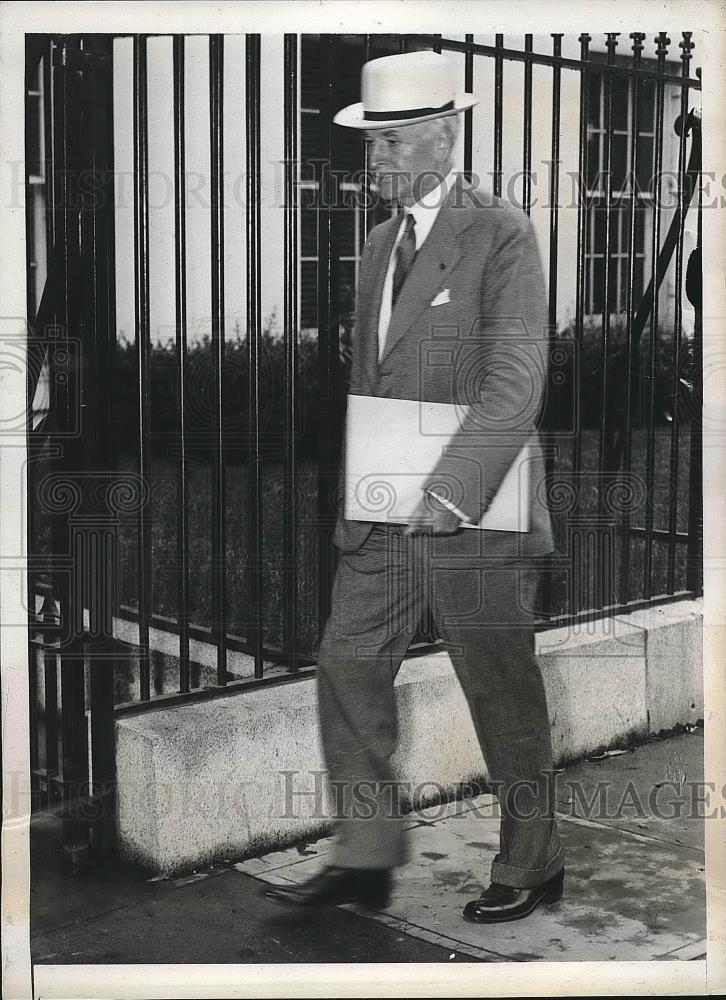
top-left (31, 729), bottom-right (706, 965)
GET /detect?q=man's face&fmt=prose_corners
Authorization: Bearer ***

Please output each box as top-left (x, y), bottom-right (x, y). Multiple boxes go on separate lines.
top-left (364, 121), bottom-right (447, 205)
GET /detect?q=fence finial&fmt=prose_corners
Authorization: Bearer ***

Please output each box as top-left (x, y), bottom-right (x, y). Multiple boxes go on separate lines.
top-left (679, 31), bottom-right (694, 73)
top-left (629, 32), bottom-right (646, 61)
top-left (655, 32), bottom-right (671, 63)
top-left (605, 32), bottom-right (620, 59)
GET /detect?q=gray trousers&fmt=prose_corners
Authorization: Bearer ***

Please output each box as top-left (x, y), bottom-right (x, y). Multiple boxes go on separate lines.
top-left (316, 524), bottom-right (564, 889)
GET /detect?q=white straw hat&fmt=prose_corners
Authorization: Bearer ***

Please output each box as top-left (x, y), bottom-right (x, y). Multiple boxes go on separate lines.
top-left (334, 50), bottom-right (478, 130)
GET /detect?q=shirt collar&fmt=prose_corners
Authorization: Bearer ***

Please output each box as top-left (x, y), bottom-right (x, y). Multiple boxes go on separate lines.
top-left (404, 169), bottom-right (456, 247)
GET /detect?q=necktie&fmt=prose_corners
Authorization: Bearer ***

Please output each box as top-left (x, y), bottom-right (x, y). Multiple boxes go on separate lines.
top-left (391, 213), bottom-right (416, 310)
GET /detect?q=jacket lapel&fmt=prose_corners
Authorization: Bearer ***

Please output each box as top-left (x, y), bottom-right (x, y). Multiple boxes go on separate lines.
top-left (378, 178), bottom-right (470, 367)
top-left (357, 217), bottom-right (400, 394)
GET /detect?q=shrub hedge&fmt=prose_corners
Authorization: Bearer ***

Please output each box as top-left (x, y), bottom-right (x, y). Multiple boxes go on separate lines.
top-left (111, 316), bottom-right (697, 465)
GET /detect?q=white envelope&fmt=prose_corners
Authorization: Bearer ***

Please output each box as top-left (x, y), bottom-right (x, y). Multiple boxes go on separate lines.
top-left (344, 394), bottom-right (530, 532)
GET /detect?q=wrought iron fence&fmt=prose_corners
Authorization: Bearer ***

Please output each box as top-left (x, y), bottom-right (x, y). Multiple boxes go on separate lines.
top-left (24, 33), bottom-right (702, 858)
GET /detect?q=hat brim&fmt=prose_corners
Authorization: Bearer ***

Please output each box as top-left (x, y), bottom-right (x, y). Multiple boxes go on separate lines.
top-left (333, 93), bottom-right (478, 130)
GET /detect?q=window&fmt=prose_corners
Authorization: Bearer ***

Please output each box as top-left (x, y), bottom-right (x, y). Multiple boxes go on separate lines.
top-left (300, 176), bottom-right (365, 331)
top-left (300, 35), bottom-right (398, 331)
top-left (584, 71), bottom-right (656, 316)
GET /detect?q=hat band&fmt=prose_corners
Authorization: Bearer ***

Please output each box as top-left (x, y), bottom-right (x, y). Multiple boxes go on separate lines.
top-left (363, 100), bottom-right (455, 122)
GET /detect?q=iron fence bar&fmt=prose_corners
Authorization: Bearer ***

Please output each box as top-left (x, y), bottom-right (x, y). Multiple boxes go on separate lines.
top-left (43, 39), bottom-right (55, 255)
top-left (25, 39), bottom-right (40, 784)
top-left (246, 34), bottom-right (264, 678)
top-left (282, 34), bottom-right (300, 672)
top-left (23, 39), bottom-right (55, 458)
top-left (43, 648), bottom-right (59, 794)
top-left (522, 34), bottom-right (533, 216)
top-left (493, 34), bottom-right (503, 196)
top-left (404, 33), bottom-right (701, 88)
top-left (30, 17), bottom-right (60, 789)
top-left (666, 33), bottom-right (694, 593)
top-left (463, 34), bottom-right (473, 182)
top-left (209, 35), bottom-right (228, 684)
top-left (686, 119), bottom-right (703, 595)
top-left (542, 34), bottom-right (562, 618)
top-left (25, 34), bottom-right (47, 85)
top-left (27, 240), bottom-right (64, 351)
top-left (316, 35), bottom-right (341, 640)
top-left (572, 526), bottom-right (584, 614)
top-left (28, 644), bottom-right (40, 787)
top-left (36, 585), bottom-right (61, 800)
top-left (595, 33), bottom-right (618, 613)
top-left (569, 32), bottom-right (590, 615)
top-left (132, 35), bottom-right (152, 701)
top-left (172, 35), bottom-right (191, 692)
top-left (53, 36), bottom-right (90, 855)
top-left (643, 33), bottom-right (669, 600)
top-left (593, 38), bottom-right (620, 472)
top-left (617, 33), bottom-right (645, 606)
top-left (80, 36), bottom-right (118, 555)
top-left (82, 33), bottom-right (118, 850)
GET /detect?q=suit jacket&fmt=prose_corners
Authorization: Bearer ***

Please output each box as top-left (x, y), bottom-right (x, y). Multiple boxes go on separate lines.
top-left (334, 175), bottom-right (554, 561)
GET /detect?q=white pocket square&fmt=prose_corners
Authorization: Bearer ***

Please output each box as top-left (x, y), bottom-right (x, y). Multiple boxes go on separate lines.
top-left (430, 288), bottom-right (451, 306)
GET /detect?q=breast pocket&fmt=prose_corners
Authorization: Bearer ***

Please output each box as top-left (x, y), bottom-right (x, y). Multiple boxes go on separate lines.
top-left (423, 292), bottom-right (481, 339)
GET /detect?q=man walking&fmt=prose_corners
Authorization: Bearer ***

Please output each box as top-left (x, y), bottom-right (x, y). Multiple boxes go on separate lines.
top-left (265, 49), bottom-right (563, 923)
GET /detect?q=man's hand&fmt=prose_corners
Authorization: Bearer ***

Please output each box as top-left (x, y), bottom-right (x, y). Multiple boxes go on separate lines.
top-left (405, 491), bottom-right (462, 536)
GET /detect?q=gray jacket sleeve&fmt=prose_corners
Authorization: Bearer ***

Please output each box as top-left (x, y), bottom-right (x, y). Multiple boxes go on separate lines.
top-left (422, 213), bottom-right (549, 524)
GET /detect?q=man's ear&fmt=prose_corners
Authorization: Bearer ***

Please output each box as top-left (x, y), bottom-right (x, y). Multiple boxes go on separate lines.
top-left (437, 118), bottom-right (457, 157)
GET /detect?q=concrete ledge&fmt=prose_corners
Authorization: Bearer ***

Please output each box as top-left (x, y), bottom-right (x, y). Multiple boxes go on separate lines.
top-left (115, 597), bottom-right (703, 875)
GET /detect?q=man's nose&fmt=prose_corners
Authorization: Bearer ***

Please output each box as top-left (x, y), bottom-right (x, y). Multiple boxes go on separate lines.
top-left (368, 139), bottom-right (389, 165)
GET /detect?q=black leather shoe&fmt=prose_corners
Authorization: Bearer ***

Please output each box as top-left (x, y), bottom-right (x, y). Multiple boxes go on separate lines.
top-left (262, 865), bottom-right (392, 911)
top-left (463, 868), bottom-right (564, 923)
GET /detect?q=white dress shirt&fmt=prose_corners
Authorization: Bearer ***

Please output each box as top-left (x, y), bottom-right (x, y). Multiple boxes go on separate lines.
top-left (376, 169), bottom-right (472, 525)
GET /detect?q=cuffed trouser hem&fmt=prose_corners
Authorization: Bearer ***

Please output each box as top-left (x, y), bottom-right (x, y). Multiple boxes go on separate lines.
top-left (489, 841), bottom-right (565, 889)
